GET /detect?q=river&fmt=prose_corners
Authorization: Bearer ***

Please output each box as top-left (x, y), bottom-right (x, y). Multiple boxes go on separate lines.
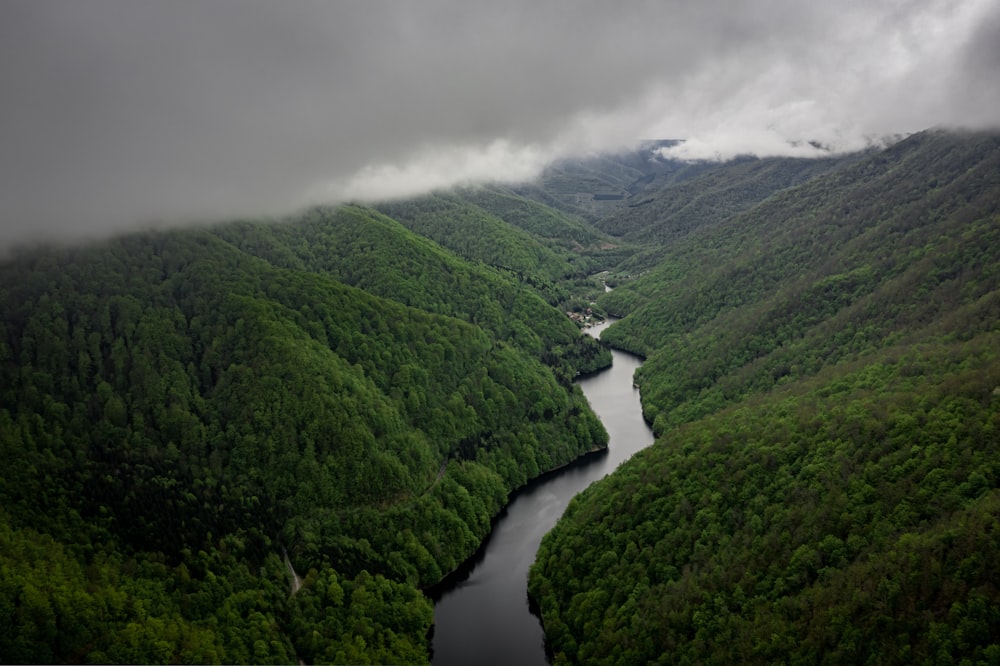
top-left (429, 319), bottom-right (655, 665)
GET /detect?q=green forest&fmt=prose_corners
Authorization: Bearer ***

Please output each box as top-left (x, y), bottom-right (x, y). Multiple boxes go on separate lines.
top-left (3, 128), bottom-right (999, 664)
top-left (0, 206), bottom-right (609, 663)
top-left (530, 130), bottom-right (1000, 664)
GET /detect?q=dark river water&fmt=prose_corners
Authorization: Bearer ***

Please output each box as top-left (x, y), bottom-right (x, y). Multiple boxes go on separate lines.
top-left (429, 320), bottom-right (655, 665)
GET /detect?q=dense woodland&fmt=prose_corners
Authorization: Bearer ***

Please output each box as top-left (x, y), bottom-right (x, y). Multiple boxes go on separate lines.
top-left (3, 128), bottom-right (999, 664)
top-left (0, 206), bottom-right (608, 663)
top-left (530, 129), bottom-right (1000, 664)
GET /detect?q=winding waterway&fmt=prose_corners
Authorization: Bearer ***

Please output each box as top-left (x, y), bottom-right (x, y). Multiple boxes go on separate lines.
top-left (429, 320), bottom-right (655, 665)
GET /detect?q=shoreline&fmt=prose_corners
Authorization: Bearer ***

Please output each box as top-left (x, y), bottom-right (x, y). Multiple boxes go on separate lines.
top-left (421, 443), bottom-right (610, 599)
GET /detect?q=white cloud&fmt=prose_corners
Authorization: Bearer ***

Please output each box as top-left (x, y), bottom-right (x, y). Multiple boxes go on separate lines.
top-left (0, 0), bottom-right (997, 248)
top-left (311, 139), bottom-right (552, 203)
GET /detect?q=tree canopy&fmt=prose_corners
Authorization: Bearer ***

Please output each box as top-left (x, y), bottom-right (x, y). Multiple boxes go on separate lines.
top-left (530, 129), bottom-right (1000, 664)
top-left (0, 206), bottom-right (608, 663)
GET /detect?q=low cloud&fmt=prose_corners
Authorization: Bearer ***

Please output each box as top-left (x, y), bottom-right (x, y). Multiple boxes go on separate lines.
top-left (1, 0), bottom-right (998, 249)
top-left (312, 139), bottom-right (552, 204)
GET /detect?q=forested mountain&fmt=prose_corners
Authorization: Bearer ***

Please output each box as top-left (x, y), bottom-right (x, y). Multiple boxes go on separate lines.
top-left (373, 188), bottom-right (624, 304)
top-left (5, 127), bottom-right (999, 665)
top-left (601, 129), bottom-right (1000, 432)
top-left (454, 185), bottom-right (611, 250)
top-left (212, 204), bottom-right (611, 375)
top-left (0, 205), bottom-right (609, 663)
top-left (529, 129), bottom-right (1000, 664)
top-left (593, 153), bottom-right (858, 273)
top-left (516, 141), bottom-right (862, 275)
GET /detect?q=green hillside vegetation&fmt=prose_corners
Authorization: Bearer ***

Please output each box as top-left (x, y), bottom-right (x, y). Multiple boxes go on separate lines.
top-left (0, 211), bottom-right (607, 662)
top-left (374, 189), bottom-right (626, 303)
top-left (214, 204), bottom-right (611, 377)
top-left (530, 129), bottom-right (1000, 664)
top-left (601, 129), bottom-right (1000, 432)
top-left (596, 153), bottom-right (852, 243)
top-left (454, 185), bottom-right (613, 250)
top-left (595, 153), bottom-right (855, 273)
top-left (518, 142), bottom-right (857, 277)
top-left (531, 338), bottom-right (1000, 664)
top-left (453, 186), bottom-right (638, 289)
top-left (373, 194), bottom-right (575, 287)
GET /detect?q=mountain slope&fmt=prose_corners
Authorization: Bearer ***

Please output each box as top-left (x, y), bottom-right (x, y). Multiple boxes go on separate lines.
top-left (595, 153), bottom-right (857, 272)
top-left (601, 129), bottom-right (1000, 430)
top-left (373, 187), bottom-right (627, 301)
top-left (529, 129), bottom-right (1000, 664)
top-left (0, 209), bottom-right (608, 663)
top-left (373, 194), bottom-right (578, 286)
top-left (516, 141), bottom-right (859, 276)
top-left (214, 204), bottom-right (611, 376)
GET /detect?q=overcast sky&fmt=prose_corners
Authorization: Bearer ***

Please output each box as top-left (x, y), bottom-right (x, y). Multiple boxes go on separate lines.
top-left (1, 0), bottom-right (998, 248)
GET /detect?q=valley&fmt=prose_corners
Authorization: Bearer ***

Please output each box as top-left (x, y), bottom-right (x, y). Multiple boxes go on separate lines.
top-left (2, 128), bottom-right (999, 664)
top-left (430, 321), bottom-right (653, 665)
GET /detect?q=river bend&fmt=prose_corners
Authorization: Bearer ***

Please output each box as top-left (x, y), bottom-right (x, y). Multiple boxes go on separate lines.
top-left (430, 320), bottom-right (655, 665)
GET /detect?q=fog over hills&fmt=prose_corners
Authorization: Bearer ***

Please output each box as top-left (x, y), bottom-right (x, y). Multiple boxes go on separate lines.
top-left (2, 1), bottom-right (999, 247)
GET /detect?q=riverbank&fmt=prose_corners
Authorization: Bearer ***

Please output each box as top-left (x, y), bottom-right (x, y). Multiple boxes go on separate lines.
top-left (429, 342), bottom-right (655, 665)
top-left (423, 444), bottom-right (610, 600)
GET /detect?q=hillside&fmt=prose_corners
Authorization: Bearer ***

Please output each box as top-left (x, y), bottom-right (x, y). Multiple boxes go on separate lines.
top-left (214, 204), bottom-right (611, 377)
top-left (601, 129), bottom-right (1000, 431)
top-left (529, 129), bottom-right (1000, 664)
top-left (373, 194), bottom-right (577, 290)
top-left (0, 209), bottom-right (608, 663)
top-left (373, 188), bottom-right (626, 304)
top-left (517, 142), bottom-right (859, 276)
top-left (594, 152), bottom-right (857, 273)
